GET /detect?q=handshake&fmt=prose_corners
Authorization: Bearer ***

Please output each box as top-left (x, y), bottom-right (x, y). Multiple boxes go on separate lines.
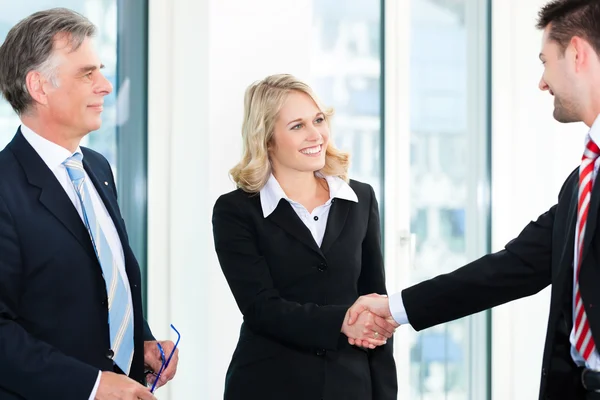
top-left (341, 294), bottom-right (400, 349)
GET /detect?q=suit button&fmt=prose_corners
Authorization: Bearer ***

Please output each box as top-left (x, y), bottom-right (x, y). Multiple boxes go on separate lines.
top-left (316, 349), bottom-right (326, 356)
top-left (101, 298), bottom-right (108, 306)
top-left (106, 349), bottom-right (114, 360)
top-left (317, 262), bottom-right (327, 272)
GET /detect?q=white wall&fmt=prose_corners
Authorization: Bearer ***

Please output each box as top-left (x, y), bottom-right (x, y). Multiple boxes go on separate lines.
top-left (147, 0), bottom-right (314, 398)
top-left (491, 0), bottom-right (585, 398)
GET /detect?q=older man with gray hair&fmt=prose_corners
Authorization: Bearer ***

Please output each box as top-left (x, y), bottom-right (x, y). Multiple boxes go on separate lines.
top-left (0, 8), bottom-right (178, 400)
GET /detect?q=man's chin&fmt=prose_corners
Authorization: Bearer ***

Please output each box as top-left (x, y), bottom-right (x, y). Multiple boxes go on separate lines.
top-left (553, 109), bottom-right (580, 124)
top-left (86, 120), bottom-right (103, 133)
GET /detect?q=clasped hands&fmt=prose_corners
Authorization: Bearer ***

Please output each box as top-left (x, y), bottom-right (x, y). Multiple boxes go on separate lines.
top-left (341, 294), bottom-right (399, 349)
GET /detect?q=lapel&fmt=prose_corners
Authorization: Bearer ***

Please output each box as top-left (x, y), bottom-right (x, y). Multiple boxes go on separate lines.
top-left (582, 168), bottom-right (600, 263)
top-left (558, 180), bottom-right (578, 276)
top-left (8, 130), bottom-right (96, 258)
top-left (82, 153), bottom-right (128, 249)
top-left (320, 199), bottom-right (350, 255)
top-left (268, 199), bottom-right (324, 257)
top-left (266, 197), bottom-right (351, 258)
top-left (82, 151), bottom-right (141, 312)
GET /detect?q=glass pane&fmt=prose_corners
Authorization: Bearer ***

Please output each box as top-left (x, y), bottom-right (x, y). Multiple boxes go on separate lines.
top-left (0, 1), bottom-right (118, 176)
top-left (309, 0), bottom-right (383, 202)
top-left (408, 0), bottom-right (489, 398)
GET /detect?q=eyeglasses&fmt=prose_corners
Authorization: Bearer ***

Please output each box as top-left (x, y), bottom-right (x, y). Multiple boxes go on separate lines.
top-left (148, 324), bottom-right (181, 394)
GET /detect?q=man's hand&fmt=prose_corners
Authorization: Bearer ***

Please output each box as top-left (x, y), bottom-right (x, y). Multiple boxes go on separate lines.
top-left (144, 340), bottom-right (179, 389)
top-left (95, 371), bottom-right (156, 400)
top-left (347, 293), bottom-right (395, 324)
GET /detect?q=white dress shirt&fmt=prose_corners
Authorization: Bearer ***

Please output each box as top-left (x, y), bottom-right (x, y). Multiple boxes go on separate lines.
top-left (21, 124), bottom-right (132, 400)
top-left (259, 172), bottom-right (358, 245)
top-left (388, 114), bottom-right (600, 371)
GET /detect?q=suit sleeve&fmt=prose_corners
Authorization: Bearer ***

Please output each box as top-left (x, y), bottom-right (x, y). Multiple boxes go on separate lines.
top-left (400, 166), bottom-right (583, 332)
top-left (402, 204), bottom-right (557, 331)
top-left (212, 195), bottom-right (348, 351)
top-left (0, 194), bottom-right (99, 399)
top-left (357, 185), bottom-right (398, 400)
top-left (143, 319), bottom-right (156, 341)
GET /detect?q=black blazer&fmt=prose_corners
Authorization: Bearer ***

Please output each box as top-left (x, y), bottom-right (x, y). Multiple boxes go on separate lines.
top-left (212, 179), bottom-right (397, 400)
top-left (400, 166), bottom-right (600, 399)
top-left (0, 129), bottom-right (153, 400)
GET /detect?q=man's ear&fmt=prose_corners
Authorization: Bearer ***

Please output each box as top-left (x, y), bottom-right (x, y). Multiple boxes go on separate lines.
top-left (25, 70), bottom-right (49, 106)
top-left (569, 36), bottom-right (592, 73)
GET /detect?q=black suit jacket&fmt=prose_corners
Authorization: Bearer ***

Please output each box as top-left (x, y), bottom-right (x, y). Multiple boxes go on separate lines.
top-left (212, 179), bottom-right (397, 400)
top-left (0, 129), bottom-right (153, 400)
top-left (400, 166), bottom-right (600, 399)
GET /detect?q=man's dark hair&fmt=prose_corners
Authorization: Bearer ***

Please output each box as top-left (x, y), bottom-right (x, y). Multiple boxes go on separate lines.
top-left (536, 0), bottom-right (600, 54)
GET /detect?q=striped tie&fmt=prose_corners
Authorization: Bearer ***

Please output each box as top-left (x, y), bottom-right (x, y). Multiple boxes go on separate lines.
top-left (574, 138), bottom-right (600, 361)
top-left (63, 153), bottom-right (134, 374)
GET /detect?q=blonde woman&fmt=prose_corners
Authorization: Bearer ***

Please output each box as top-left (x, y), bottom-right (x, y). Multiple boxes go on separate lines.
top-left (212, 74), bottom-right (397, 400)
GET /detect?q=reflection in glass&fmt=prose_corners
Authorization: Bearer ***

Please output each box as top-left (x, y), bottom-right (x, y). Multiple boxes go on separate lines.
top-left (309, 0), bottom-right (382, 202)
top-left (408, 0), bottom-right (488, 398)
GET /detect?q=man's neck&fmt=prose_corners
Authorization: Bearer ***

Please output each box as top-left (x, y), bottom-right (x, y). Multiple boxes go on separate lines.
top-left (20, 115), bottom-right (82, 153)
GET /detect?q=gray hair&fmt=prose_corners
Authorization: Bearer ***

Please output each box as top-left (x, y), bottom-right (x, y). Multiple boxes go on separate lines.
top-left (0, 8), bottom-right (96, 115)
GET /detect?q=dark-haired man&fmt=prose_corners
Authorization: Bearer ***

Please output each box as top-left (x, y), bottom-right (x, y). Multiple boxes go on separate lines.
top-left (348, 1), bottom-right (600, 398)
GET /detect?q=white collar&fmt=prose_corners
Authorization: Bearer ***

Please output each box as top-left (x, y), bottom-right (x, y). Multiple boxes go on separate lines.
top-left (259, 172), bottom-right (358, 218)
top-left (20, 124), bottom-right (82, 169)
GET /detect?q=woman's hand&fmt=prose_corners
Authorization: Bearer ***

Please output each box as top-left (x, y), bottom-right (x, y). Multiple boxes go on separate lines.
top-left (341, 308), bottom-right (397, 349)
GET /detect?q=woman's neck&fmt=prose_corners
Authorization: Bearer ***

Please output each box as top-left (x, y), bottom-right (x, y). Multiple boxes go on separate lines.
top-left (273, 170), bottom-right (329, 213)
top-left (274, 170), bottom-right (320, 200)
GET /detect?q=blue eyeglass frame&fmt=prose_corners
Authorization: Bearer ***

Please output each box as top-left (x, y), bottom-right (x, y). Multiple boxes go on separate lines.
top-left (149, 324), bottom-right (180, 393)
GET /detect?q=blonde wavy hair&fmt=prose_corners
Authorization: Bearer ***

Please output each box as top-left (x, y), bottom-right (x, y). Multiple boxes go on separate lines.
top-left (230, 74), bottom-right (350, 193)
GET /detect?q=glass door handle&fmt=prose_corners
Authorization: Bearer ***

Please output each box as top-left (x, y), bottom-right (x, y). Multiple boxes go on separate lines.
top-left (398, 230), bottom-right (416, 270)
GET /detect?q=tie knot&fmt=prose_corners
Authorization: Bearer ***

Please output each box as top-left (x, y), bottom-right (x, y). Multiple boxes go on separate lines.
top-left (584, 139), bottom-right (600, 161)
top-left (63, 152), bottom-right (85, 184)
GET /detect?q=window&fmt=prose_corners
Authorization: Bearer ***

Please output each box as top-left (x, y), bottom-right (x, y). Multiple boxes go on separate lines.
top-left (312, 1), bottom-right (491, 398)
top-left (407, 0), bottom-right (491, 398)
top-left (310, 0), bottom-right (383, 202)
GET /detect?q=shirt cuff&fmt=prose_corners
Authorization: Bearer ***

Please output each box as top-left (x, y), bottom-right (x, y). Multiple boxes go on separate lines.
top-left (88, 370), bottom-right (102, 400)
top-left (389, 291), bottom-right (410, 325)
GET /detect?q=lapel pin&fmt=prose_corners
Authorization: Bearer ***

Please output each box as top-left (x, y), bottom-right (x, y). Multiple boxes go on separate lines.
top-left (104, 181), bottom-right (109, 186)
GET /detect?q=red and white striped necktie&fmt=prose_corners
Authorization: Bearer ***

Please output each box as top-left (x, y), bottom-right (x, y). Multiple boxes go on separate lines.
top-left (574, 138), bottom-right (600, 361)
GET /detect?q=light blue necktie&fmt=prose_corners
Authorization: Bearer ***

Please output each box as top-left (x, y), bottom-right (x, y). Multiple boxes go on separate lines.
top-left (63, 152), bottom-right (134, 375)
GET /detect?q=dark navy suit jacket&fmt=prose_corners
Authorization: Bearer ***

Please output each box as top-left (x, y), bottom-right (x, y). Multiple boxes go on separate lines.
top-left (0, 129), bottom-right (153, 399)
